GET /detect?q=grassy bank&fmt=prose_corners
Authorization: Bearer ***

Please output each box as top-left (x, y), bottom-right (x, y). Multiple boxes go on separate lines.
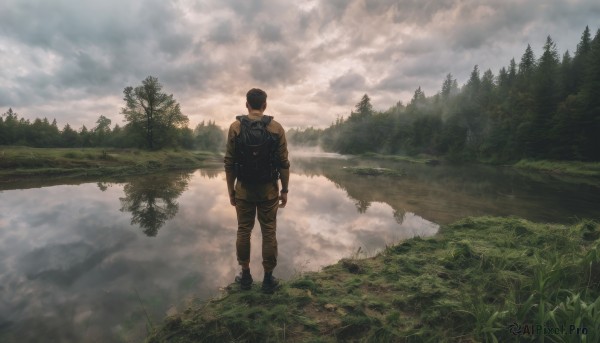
top-left (342, 166), bottom-right (406, 177)
top-left (514, 159), bottom-right (600, 178)
top-left (354, 152), bottom-right (600, 179)
top-left (0, 146), bottom-right (221, 180)
top-left (147, 217), bottom-right (600, 342)
top-left (356, 152), bottom-right (440, 165)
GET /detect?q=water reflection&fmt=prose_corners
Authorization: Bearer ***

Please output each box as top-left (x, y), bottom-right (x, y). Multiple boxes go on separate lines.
top-left (355, 199), bottom-right (370, 213)
top-left (118, 172), bottom-right (191, 237)
top-left (97, 181), bottom-right (109, 191)
top-left (21, 241), bottom-right (123, 287)
top-left (394, 209), bottom-right (406, 224)
top-left (0, 157), bottom-right (599, 343)
top-left (292, 157), bottom-right (600, 225)
top-left (0, 168), bottom-right (441, 343)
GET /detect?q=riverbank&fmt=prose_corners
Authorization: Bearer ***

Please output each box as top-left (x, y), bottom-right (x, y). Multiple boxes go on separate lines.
top-left (358, 152), bottom-right (600, 178)
top-left (357, 152), bottom-right (440, 165)
top-left (146, 216), bottom-right (600, 342)
top-left (0, 146), bottom-right (221, 181)
top-left (513, 159), bottom-right (600, 178)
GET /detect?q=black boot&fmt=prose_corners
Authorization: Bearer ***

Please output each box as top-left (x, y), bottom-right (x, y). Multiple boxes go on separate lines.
top-left (235, 269), bottom-right (253, 290)
top-left (261, 271), bottom-right (280, 293)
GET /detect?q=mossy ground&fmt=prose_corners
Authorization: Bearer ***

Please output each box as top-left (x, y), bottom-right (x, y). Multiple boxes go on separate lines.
top-left (355, 153), bottom-right (600, 179)
top-left (342, 166), bottom-right (406, 177)
top-left (0, 146), bottom-right (221, 180)
top-left (514, 159), bottom-right (600, 178)
top-left (357, 152), bottom-right (440, 165)
top-left (147, 217), bottom-right (600, 342)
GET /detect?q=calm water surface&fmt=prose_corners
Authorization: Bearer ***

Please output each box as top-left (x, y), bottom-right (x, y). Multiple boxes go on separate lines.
top-left (0, 156), bottom-right (598, 342)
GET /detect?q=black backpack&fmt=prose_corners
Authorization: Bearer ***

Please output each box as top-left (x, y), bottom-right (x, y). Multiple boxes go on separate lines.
top-left (234, 115), bottom-right (280, 184)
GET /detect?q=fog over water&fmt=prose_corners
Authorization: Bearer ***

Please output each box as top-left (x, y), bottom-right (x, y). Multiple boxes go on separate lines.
top-left (1, 156), bottom-right (599, 342)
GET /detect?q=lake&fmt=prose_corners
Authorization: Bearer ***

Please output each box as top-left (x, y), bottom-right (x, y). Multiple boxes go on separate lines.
top-left (1, 155), bottom-right (598, 342)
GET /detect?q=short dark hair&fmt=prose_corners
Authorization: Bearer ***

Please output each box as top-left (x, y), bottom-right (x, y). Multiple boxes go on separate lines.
top-left (246, 88), bottom-right (267, 110)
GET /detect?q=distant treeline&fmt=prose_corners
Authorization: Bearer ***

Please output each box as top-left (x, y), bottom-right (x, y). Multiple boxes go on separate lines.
top-left (1, 75), bottom-right (226, 151)
top-left (289, 26), bottom-right (600, 162)
top-left (0, 109), bottom-right (224, 151)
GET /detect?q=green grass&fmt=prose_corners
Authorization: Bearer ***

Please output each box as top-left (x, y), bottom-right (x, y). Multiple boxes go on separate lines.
top-left (514, 159), bottom-right (600, 178)
top-left (342, 166), bottom-right (406, 177)
top-left (0, 146), bottom-right (222, 180)
top-left (146, 217), bottom-right (600, 342)
top-left (356, 152), bottom-right (441, 165)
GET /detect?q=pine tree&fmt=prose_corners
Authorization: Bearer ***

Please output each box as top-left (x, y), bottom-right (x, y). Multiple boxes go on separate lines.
top-left (529, 36), bottom-right (561, 157)
top-left (519, 44), bottom-right (537, 75)
top-left (441, 73), bottom-right (455, 99)
top-left (354, 94), bottom-right (373, 117)
top-left (535, 36), bottom-right (560, 115)
top-left (508, 58), bottom-right (517, 87)
top-left (560, 50), bottom-right (575, 96)
top-left (408, 87), bottom-right (426, 112)
top-left (480, 69), bottom-right (495, 108)
top-left (579, 29), bottom-right (600, 159)
top-left (573, 26), bottom-right (592, 92)
top-left (0, 116), bottom-right (4, 145)
top-left (3, 108), bottom-right (18, 144)
top-left (62, 124), bottom-right (80, 147)
top-left (467, 65), bottom-right (481, 94)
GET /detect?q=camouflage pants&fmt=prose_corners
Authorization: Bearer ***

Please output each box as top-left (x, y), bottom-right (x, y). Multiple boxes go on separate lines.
top-left (235, 197), bottom-right (279, 272)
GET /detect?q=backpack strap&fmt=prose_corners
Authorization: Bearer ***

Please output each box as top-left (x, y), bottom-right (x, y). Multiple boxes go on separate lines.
top-left (236, 114), bottom-right (272, 127)
top-left (261, 115), bottom-right (273, 126)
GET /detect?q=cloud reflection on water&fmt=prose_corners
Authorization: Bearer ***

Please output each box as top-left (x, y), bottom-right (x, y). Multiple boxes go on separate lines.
top-left (1, 168), bottom-right (431, 342)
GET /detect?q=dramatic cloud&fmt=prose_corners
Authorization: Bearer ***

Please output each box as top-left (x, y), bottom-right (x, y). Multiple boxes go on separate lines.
top-left (328, 71), bottom-right (367, 104)
top-left (0, 0), bottom-right (598, 129)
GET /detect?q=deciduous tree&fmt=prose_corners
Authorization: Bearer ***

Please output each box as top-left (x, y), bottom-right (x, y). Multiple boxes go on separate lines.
top-left (121, 76), bottom-right (188, 149)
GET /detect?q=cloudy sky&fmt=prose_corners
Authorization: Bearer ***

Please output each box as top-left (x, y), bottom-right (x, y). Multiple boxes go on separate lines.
top-left (1, 0), bottom-right (598, 130)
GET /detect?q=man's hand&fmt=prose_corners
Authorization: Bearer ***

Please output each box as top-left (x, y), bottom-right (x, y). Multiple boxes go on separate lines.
top-left (229, 194), bottom-right (236, 206)
top-left (279, 192), bottom-right (288, 208)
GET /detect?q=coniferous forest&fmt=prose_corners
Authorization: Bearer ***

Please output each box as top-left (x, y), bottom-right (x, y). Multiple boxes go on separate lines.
top-left (289, 26), bottom-right (600, 162)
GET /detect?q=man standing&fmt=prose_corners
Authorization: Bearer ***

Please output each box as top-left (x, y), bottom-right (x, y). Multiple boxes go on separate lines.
top-left (224, 88), bottom-right (290, 293)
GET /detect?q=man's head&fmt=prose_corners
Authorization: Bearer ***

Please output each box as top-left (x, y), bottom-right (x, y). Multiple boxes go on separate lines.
top-left (246, 88), bottom-right (267, 111)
